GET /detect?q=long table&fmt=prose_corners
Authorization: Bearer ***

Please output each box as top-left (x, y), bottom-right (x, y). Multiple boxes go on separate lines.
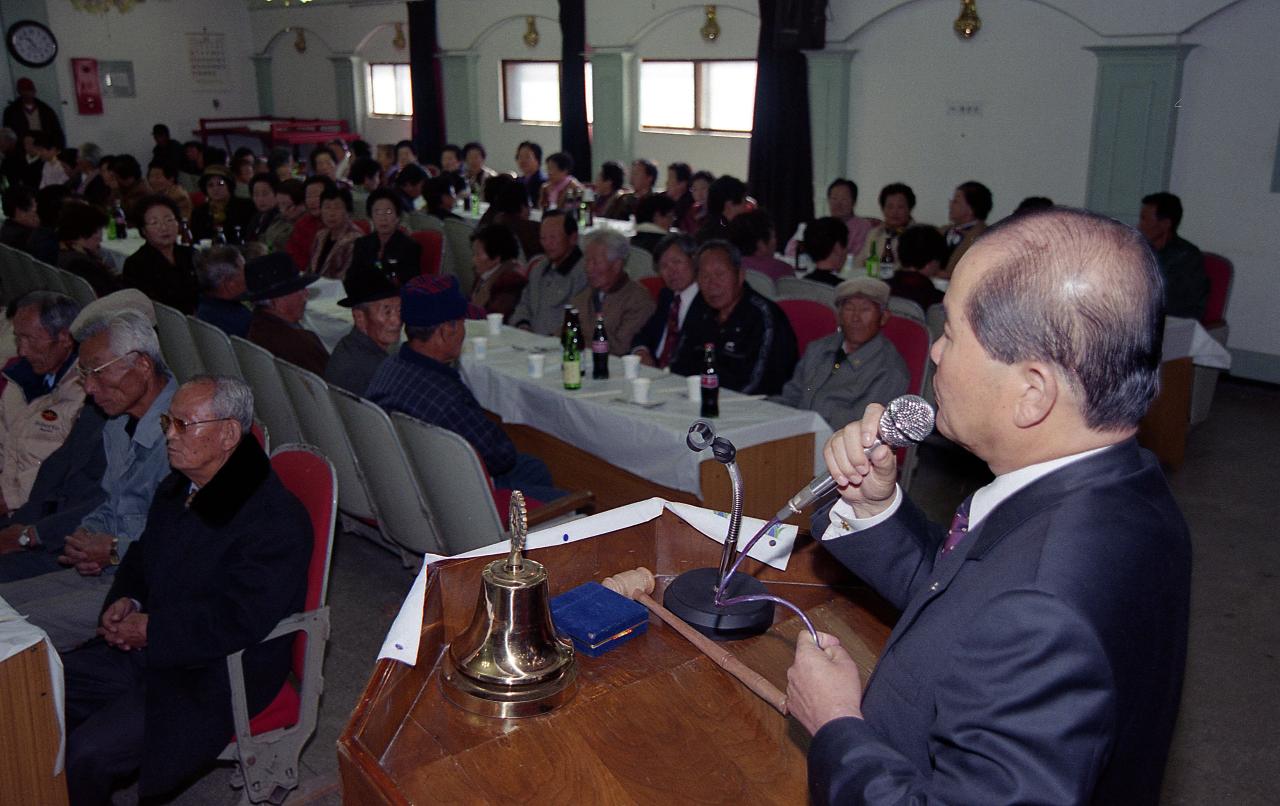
top-left (456, 320), bottom-right (831, 520)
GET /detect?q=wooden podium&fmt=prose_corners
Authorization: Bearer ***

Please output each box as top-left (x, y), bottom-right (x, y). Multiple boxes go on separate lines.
top-left (338, 510), bottom-right (894, 803)
top-left (0, 642), bottom-right (68, 805)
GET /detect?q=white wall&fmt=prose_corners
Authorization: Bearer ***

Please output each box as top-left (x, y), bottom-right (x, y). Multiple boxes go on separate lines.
top-left (46, 0), bottom-right (258, 163)
top-left (833, 0), bottom-right (1098, 225)
top-left (1172, 0), bottom-right (1280, 368)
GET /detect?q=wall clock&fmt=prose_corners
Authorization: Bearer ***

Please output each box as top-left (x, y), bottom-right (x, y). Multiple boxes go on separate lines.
top-left (7, 21), bottom-right (59, 69)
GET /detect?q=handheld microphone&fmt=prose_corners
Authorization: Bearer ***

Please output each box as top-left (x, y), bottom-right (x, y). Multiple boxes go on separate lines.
top-left (776, 395), bottom-right (936, 521)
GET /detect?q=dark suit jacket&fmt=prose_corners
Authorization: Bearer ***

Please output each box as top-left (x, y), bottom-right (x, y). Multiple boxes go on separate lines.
top-left (631, 286), bottom-right (676, 356)
top-left (349, 230), bottom-right (422, 287)
top-left (809, 441), bottom-right (1190, 805)
top-left (105, 438), bottom-right (310, 795)
top-left (122, 242), bottom-right (200, 314)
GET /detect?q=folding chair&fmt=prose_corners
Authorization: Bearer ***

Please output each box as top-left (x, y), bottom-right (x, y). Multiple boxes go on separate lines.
top-left (391, 413), bottom-right (593, 555)
top-left (744, 269), bottom-right (779, 300)
top-left (409, 230), bottom-right (444, 276)
top-left (777, 299), bottom-right (837, 357)
top-left (188, 315), bottom-right (244, 378)
top-left (220, 444), bottom-right (336, 805)
top-left (58, 269), bottom-right (98, 307)
top-left (154, 303), bottom-right (205, 382)
top-left (329, 387), bottom-right (445, 564)
top-left (887, 295), bottom-right (926, 326)
top-left (230, 336), bottom-right (302, 446)
top-left (882, 317), bottom-right (933, 492)
top-left (625, 246), bottom-right (654, 279)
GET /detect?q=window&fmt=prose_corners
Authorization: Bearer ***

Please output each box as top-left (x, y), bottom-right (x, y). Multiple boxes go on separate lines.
top-left (501, 60), bottom-right (593, 124)
top-left (368, 63), bottom-right (412, 117)
top-left (640, 59), bottom-right (756, 134)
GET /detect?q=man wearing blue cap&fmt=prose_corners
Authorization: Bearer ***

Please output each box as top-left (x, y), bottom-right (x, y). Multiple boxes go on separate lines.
top-left (366, 276), bottom-right (563, 502)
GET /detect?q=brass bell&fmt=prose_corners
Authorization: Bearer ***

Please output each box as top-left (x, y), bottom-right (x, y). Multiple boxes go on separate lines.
top-left (442, 491), bottom-right (577, 717)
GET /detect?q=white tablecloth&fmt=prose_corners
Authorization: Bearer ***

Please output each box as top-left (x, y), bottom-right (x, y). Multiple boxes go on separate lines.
top-left (457, 320), bottom-right (831, 499)
top-left (0, 594), bottom-right (65, 775)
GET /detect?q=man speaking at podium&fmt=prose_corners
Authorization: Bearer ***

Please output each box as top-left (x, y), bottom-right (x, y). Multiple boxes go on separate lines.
top-left (786, 208), bottom-right (1190, 804)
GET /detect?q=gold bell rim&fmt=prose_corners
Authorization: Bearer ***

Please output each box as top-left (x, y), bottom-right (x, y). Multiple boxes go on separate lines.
top-left (441, 650), bottom-right (579, 718)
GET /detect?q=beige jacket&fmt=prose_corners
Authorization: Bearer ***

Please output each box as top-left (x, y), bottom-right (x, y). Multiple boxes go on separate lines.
top-left (0, 359), bottom-right (86, 511)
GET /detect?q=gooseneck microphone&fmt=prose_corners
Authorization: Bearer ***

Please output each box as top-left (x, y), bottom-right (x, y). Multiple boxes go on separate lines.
top-left (775, 395), bottom-right (936, 522)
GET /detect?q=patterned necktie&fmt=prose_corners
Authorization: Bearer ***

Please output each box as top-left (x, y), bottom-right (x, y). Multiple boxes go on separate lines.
top-left (657, 297), bottom-right (680, 368)
top-left (940, 495), bottom-right (973, 555)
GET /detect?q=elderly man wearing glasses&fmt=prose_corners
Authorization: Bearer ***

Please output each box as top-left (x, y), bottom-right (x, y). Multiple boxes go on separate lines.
top-left (0, 292), bottom-right (176, 652)
top-left (59, 374), bottom-right (310, 805)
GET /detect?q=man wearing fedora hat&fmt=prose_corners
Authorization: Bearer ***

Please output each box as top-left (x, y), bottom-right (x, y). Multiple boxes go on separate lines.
top-left (367, 276), bottom-right (564, 503)
top-left (244, 252), bottom-right (329, 376)
top-left (326, 268), bottom-right (402, 396)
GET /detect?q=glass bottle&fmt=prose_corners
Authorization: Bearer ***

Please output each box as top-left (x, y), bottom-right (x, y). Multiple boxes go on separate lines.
top-left (591, 314), bottom-right (609, 379)
top-left (562, 322), bottom-right (582, 390)
top-left (864, 240), bottom-right (880, 279)
top-left (700, 342), bottom-right (719, 418)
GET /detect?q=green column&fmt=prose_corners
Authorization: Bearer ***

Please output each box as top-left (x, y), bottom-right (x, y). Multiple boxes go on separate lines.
top-left (804, 48), bottom-right (855, 215)
top-left (330, 54), bottom-right (366, 131)
top-left (251, 55), bottom-right (273, 116)
top-left (588, 47), bottom-right (635, 171)
top-left (1084, 45), bottom-right (1195, 224)
top-left (439, 50), bottom-right (480, 144)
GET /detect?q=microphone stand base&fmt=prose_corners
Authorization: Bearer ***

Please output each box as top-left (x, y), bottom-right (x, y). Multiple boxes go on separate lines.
top-left (662, 567), bottom-right (773, 641)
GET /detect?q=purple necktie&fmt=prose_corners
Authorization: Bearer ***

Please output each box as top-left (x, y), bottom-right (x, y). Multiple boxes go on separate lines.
top-left (940, 495), bottom-right (973, 556)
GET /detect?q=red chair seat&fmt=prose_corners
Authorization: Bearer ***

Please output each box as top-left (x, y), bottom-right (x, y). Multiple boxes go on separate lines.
top-left (491, 487), bottom-right (544, 514)
top-left (778, 299), bottom-right (838, 357)
top-left (244, 680), bottom-right (301, 737)
top-left (639, 276), bottom-right (664, 302)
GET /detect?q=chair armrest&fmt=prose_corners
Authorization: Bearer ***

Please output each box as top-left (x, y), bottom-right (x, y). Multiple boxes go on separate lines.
top-left (527, 489), bottom-right (595, 527)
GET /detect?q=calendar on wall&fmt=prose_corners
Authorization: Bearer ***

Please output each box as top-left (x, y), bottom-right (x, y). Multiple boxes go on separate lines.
top-left (186, 31), bottom-right (229, 91)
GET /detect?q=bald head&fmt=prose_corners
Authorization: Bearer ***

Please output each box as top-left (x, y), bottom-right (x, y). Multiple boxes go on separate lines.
top-left (962, 208), bottom-right (1164, 432)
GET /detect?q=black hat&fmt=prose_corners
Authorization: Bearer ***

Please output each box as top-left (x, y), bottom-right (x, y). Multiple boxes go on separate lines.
top-left (338, 264), bottom-right (400, 308)
top-left (243, 252), bottom-right (319, 301)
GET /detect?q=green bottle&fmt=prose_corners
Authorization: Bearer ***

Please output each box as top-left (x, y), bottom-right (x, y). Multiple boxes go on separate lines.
top-left (864, 241), bottom-right (880, 278)
top-left (562, 323), bottom-right (582, 390)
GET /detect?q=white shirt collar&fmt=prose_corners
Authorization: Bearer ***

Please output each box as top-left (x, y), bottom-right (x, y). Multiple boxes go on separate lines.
top-left (968, 444), bottom-right (1112, 530)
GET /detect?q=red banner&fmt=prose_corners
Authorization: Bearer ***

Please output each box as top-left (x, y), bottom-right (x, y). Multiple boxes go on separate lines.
top-left (71, 58), bottom-right (103, 115)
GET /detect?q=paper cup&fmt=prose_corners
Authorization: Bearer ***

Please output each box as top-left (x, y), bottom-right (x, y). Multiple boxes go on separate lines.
top-left (527, 352), bottom-right (546, 378)
top-left (486, 313), bottom-right (503, 336)
top-left (686, 374), bottom-right (700, 402)
top-left (622, 354), bottom-right (641, 379)
top-left (631, 377), bottom-right (651, 404)
top-left (471, 336), bottom-right (487, 360)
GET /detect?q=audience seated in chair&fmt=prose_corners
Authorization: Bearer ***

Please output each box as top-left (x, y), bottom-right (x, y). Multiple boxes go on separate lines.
top-left (326, 266), bottom-right (401, 397)
top-left (538, 151), bottom-right (584, 211)
top-left (730, 208), bottom-right (795, 282)
top-left (571, 229), bottom-right (656, 356)
top-left (470, 224), bottom-right (527, 322)
top-left (123, 195), bottom-right (200, 314)
top-left (245, 252), bottom-right (328, 376)
top-left (0, 297), bottom-right (176, 652)
top-left (1138, 191), bottom-right (1210, 320)
top-left (195, 245), bottom-right (252, 339)
top-left (856, 182), bottom-right (921, 269)
top-left (801, 216), bottom-right (850, 286)
top-left (669, 240), bottom-right (797, 395)
top-left (631, 234), bottom-right (699, 369)
top-left (308, 186), bottom-right (363, 280)
top-left (510, 210), bottom-right (587, 336)
top-left (786, 179), bottom-right (879, 261)
top-left (367, 275), bottom-right (564, 503)
top-left (515, 140), bottom-right (546, 208)
top-left (56, 201), bottom-right (121, 297)
top-left (0, 292), bottom-right (85, 517)
top-left (631, 192), bottom-right (677, 256)
top-left (284, 176), bottom-right (333, 271)
top-left (773, 277), bottom-right (909, 431)
top-left (939, 181), bottom-right (991, 278)
top-left (190, 166), bottom-right (253, 245)
top-left (244, 174), bottom-right (280, 244)
top-left (60, 375), bottom-right (311, 805)
top-left (145, 159), bottom-right (192, 222)
top-left (889, 225), bottom-right (946, 311)
top-left (348, 187), bottom-right (422, 288)
top-left (592, 160), bottom-right (633, 221)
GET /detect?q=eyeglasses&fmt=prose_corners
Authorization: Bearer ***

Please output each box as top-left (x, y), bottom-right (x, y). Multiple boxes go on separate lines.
top-left (159, 413), bottom-right (233, 435)
top-left (77, 350), bottom-right (138, 381)
top-left (144, 215), bottom-right (178, 228)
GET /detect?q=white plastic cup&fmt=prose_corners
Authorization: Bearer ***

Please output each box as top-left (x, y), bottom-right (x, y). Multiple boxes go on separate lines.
top-left (631, 377), bottom-right (651, 405)
top-left (486, 313), bottom-right (503, 336)
top-left (528, 352), bottom-right (546, 378)
top-left (471, 336), bottom-right (487, 360)
top-left (686, 374), bottom-right (700, 402)
top-left (622, 354), bottom-right (641, 379)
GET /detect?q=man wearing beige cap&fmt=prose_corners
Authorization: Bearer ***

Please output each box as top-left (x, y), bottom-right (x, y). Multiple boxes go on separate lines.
top-left (774, 277), bottom-right (909, 431)
top-left (0, 291), bottom-right (176, 651)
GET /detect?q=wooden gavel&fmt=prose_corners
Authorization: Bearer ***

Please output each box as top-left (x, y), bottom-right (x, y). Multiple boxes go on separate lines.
top-left (603, 567), bottom-right (788, 714)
